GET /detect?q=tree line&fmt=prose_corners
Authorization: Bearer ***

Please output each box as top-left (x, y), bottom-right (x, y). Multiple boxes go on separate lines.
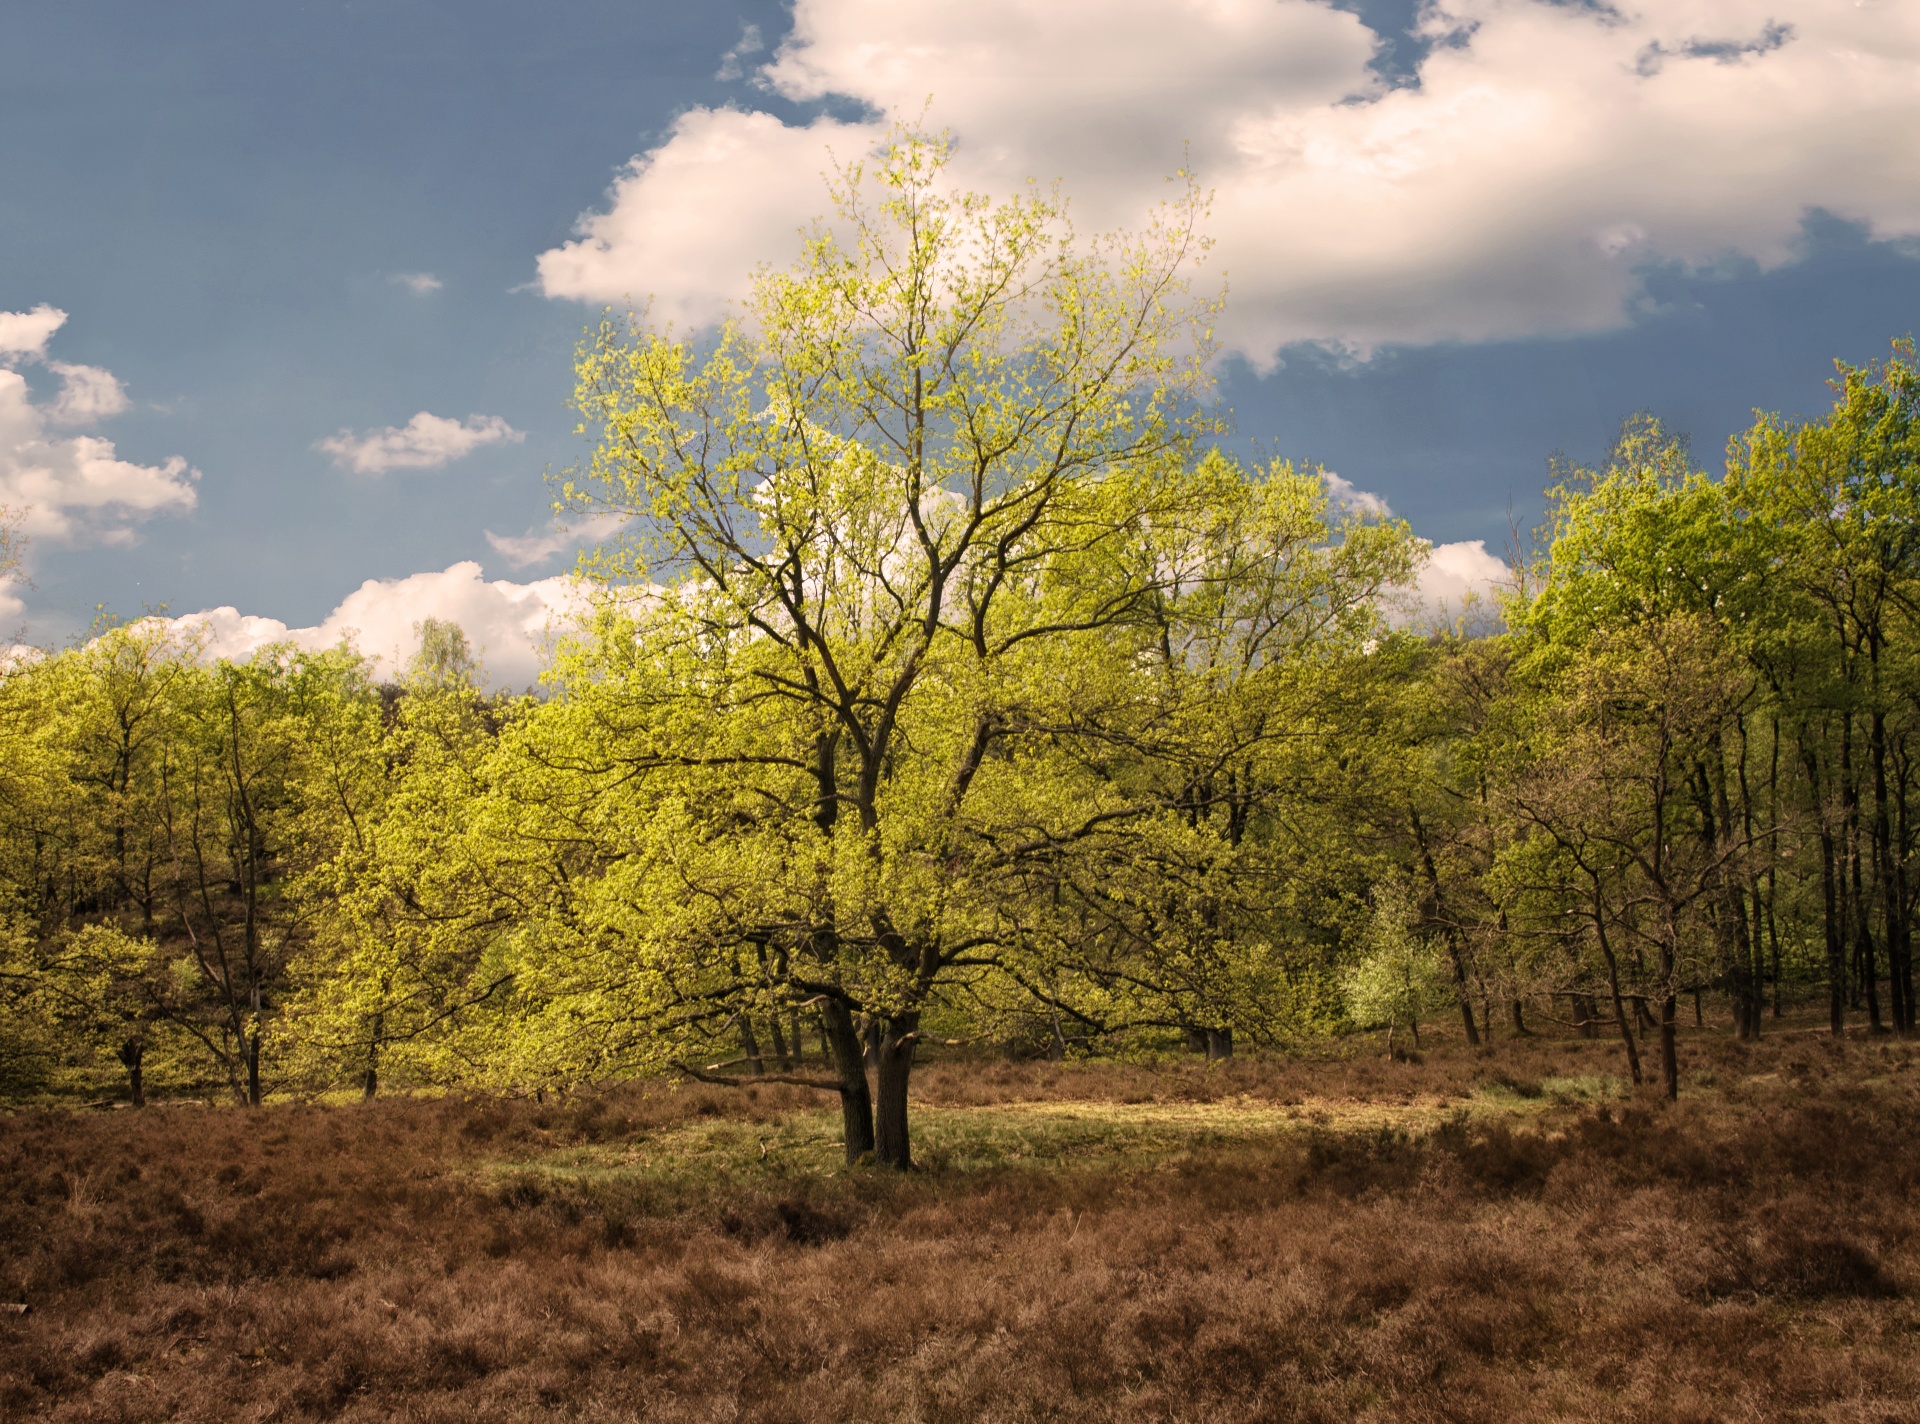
top-left (2, 133), bottom-right (1917, 1168)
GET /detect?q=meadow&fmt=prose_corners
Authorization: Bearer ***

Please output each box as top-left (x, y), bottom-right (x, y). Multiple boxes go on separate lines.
top-left (4, 1019), bottom-right (1918, 1423)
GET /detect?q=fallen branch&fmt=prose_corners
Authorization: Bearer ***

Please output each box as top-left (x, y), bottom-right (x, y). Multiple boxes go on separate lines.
top-left (671, 1061), bottom-right (845, 1093)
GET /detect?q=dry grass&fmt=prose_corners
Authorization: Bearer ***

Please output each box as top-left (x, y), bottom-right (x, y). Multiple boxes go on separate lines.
top-left (4, 1022), bottom-right (1919, 1422)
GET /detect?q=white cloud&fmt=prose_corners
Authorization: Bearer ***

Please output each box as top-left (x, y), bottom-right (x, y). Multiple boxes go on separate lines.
top-left (1408, 537), bottom-right (1511, 626)
top-left (158, 561), bottom-right (591, 689)
top-left (1322, 470), bottom-right (1391, 520)
top-left (0, 304), bottom-right (68, 362)
top-left (45, 363), bottom-right (130, 425)
top-left (716, 22), bottom-right (765, 81)
top-left (537, 0), bottom-right (1920, 360)
top-left (392, 272), bottom-right (443, 294)
top-left (0, 309), bottom-right (196, 545)
top-left (485, 511), bottom-right (631, 570)
top-left (318, 411), bottom-right (524, 475)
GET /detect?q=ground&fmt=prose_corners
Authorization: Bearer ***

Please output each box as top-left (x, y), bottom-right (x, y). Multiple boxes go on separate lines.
top-left (3, 1019), bottom-right (1918, 1422)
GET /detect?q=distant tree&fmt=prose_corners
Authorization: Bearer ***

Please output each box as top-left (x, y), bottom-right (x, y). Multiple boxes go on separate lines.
top-left (410, 618), bottom-right (479, 691)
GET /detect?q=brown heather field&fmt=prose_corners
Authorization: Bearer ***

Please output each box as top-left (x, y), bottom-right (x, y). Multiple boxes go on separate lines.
top-left (3, 1021), bottom-right (1920, 1423)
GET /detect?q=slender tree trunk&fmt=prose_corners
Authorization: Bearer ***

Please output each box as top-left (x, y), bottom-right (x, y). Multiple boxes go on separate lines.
top-left (767, 1011), bottom-right (791, 1070)
top-left (1591, 895), bottom-right (1643, 1086)
top-left (118, 1039), bottom-right (144, 1108)
top-left (1411, 808), bottom-right (1479, 1046)
top-left (873, 1011), bottom-right (919, 1171)
top-left (1510, 998), bottom-right (1529, 1036)
top-left (1659, 934), bottom-right (1680, 1101)
top-left (740, 1013), bottom-right (764, 1075)
top-left (819, 999), bottom-right (876, 1164)
top-left (1871, 703), bottom-right (1911, 1034)
top-left (1206, 1027), bottom-right (1234, 1060)
top-left (245, 1027), bottom-right (262, 1107)
top-left (1844, 716), bottom-right (1884, 1030)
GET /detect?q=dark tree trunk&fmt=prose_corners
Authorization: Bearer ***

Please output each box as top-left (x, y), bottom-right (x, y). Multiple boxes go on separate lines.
top-left (819, 999), bottom-right (875, 1164)
top-left (767, 1011), bottom-right (791, 1070)
top-left (873, 1012), bottom-right (919, 1171)
top-left (1871, 706), bottom-right (1912, 1034)
top-left (117, 1039), bottom-right (144, 1108)
top-left (1182, 1026), bottom-right (1208, 1054)
top-left (362, 1065), bottom-right (378, 1099)
top-left (1591, 896), bottom-right (1643, 1086)
top-left (1206, 1027), bottom-right (1234, 1060)
top-left (740, 1014), bottom-right (764, 1076)
top-left (1660, 939), bottom-right (1680, 1101)
top-left (245, 1029), bottom-right (262, 1107)
top-left (1411, 807), bottom-right (1479, 1046)
top-left (1510, 998), bottom-right (1529, 1036)
top-left (1572, 994), bottom-right (1598, 1039)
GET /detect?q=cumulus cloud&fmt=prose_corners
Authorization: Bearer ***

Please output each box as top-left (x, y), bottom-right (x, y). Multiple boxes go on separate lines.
top-left (0, 305), bottom-right (68, 362)
top-left (0, 307), bottom-right (197, 545)
top-left (158, 561), bottom-right (590, 689)
top-left (392, 272), bottom-right (443, 294)
top-left (1323, 470), bottom-right (1391, 520)
top-left (318, 411), bottom-right (524, 475)
top-left (538, 0), bottom-right (1920, 360)
top-left (485, 511), bottom-right (631, 570)
top-left (1407, 538), bottom-right (1512, 627)
top-left (45, 363), bottom-right (131, 425)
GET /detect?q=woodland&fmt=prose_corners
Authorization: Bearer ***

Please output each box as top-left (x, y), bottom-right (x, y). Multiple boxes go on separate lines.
top-left (2, 133), bottom-right (1919, 1163)
top-left (6, 127), bottom-right (1920, 1423)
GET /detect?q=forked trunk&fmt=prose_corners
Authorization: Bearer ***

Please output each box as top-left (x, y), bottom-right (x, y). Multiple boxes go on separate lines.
top-left (874, 1012), bottom-right (919, 1171)
top-left (819, 999), bottom-right (875, 1163)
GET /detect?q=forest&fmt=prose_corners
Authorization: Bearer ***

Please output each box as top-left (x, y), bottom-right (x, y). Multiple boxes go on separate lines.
top-left (2, 135), bottom-right (1919, 1167)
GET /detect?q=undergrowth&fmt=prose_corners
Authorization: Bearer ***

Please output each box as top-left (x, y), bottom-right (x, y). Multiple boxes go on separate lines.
top-left (2, 1023), bottom-right (1918, 1422)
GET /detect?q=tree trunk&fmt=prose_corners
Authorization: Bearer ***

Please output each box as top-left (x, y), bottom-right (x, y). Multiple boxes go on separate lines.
top-left (245, 1028), bottom-right (262, 1107)
top-left (1411, 807), bottom-right (1479, 1046)
top-left (1591, 896), bottom-right (1643, 1086)
top-left (1510, 998), bottom-right (1529, 1036)
top-left (1871, 706), bottom-right (1912, 1034)
top-left (1206, 1027), bottom-right (1234, 1060)
top-left (1182, 1026), bottom-right (1208, 1054)
top-left (1659, 941), bottom-right (1680, 1101)
top-left (819, 999), bottom-right (875, 1164)
top-left (740, 1014), bottom-right (764, 1075)
top-left (1572, 994), bottom-right (1597, 1039)
top-left (117, 1040), bottom-right (144, 1108)
top-left (873, 1012), bottom-right (919, 1171)
top-left (768, 1011), bottom-right (791, 1069)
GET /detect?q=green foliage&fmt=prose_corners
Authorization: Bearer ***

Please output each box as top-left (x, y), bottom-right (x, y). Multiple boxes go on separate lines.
top-left (1341, 877), bottom-right (1448, 1037)
top-left (1, 131), bottom-right (1916, 1153)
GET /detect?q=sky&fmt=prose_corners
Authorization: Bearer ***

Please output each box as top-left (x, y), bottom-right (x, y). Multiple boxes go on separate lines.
top-left (3, 0), bottom-right (1918, 685)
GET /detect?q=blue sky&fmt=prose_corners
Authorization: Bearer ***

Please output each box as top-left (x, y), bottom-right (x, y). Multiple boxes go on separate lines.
top-left (4, 0), bottom-right (1917, 681)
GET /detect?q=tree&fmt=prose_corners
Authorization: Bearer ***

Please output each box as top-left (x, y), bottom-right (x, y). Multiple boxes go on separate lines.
top-left (515, 127), bottom-right (1220, 1167)
top-left (1342, 875), bottom-right (1447, 1056)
